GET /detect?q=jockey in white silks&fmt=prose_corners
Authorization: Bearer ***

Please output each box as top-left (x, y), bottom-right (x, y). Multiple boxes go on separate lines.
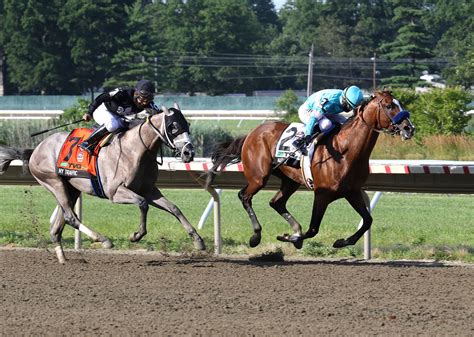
top-left (293, 85), bottom-right (364, 152)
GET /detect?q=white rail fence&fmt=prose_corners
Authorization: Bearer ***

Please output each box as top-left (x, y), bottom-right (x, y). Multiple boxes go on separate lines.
top-left (0, 110), bottom-right (283, 120)
top-left (2, 159), bottom-right (473, 258)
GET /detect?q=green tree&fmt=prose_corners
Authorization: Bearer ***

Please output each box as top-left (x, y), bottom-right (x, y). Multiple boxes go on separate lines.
top-left (153, 0), bottom-right (270, 95)
top-left (61, 97), bottom-right (89, 123)
top-left (247, 0), bottom-right (280, 29)
top-left (269, 0), bottom-right (323, 90)
top-left (0, 0), bottom-right (4, 45)
top-left (276, 89), bottom-right (303, 122)
top-left (381, 0), bottom-right (433, 88)
top-left (3, 0), bottom-right (77, 94)
top-left (414, 88), bottom-right (472, 136)
top-left (103, 0), bottom-right (157, 89)
top-left (429, 0), bottom-right (474, 88)
top-left (350, 0), bottom-right (396, 56)
top-left (58, 0), bottom-right (130, 98)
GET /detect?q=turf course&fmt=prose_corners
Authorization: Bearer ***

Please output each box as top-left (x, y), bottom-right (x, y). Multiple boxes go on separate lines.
top-left (0, 185), bottom-right (472, 262)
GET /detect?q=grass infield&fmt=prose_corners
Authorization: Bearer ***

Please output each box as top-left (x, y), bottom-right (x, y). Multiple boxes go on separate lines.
top-left (0, 185), bottom-right (472, 262)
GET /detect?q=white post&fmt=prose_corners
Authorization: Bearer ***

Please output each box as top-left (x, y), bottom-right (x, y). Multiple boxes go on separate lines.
top-left (359, 191), bottom-right (383, 259)
top-left (188, 171), bottom-right (222, 255)
top-left (198, 189), bottom-right (222, 229)
top-left (74, 195), bottom-right (82, 250)
top-left (213, 192), bottom-right (221, 255)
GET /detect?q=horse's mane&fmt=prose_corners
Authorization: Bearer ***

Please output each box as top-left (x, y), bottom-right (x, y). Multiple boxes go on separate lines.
top-left (127, 107), bottom-right (173, 130)
top-left (128, 118), bottom-right (147, 129)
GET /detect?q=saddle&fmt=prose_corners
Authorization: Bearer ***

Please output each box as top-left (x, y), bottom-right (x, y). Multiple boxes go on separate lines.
top-left (273, 123), bottom-right (341, 190)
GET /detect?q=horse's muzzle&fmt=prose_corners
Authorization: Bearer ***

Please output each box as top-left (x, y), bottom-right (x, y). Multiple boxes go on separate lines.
top-left (400, 119), bottom-right (415, 140)
top-left (180, 143), bottom-right (195, 163)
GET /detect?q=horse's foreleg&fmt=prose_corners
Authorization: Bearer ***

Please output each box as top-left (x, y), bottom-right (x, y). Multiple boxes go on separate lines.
top-left (333, 190), bottom-right (372, 248)
top-left (270, 179), bottom-right (304, 249)
top-left (303, 193), bottom-right (331, 240)
top-left (145, 188), bottom-right (205, 251)
top-left (111, 185), bottom-right (149, 242)
top-left (41, 178), bottom-right (112, 263)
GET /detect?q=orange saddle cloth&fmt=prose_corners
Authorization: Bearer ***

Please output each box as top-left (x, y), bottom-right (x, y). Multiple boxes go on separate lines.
top-left (56, 128), bottom-right (100, 178)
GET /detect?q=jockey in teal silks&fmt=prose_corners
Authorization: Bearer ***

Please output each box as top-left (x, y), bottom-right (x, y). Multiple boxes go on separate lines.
top-left (293, 85), bottom-right (364, 152)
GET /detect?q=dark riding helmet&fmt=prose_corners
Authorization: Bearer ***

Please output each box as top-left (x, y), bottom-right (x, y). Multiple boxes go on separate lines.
top-left (134, 79), bottom-right (155, 108)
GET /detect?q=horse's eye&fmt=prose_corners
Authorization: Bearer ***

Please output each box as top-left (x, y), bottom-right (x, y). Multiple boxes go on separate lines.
top-left (168, 122), bottom-right (179, 134)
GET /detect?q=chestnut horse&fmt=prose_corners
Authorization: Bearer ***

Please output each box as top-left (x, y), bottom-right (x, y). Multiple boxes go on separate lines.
top-left (206, 91), bottom-right (415, 249)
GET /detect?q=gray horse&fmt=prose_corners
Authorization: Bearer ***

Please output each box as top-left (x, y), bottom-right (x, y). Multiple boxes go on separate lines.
top-left (0, 104), bottom-right (205, 263)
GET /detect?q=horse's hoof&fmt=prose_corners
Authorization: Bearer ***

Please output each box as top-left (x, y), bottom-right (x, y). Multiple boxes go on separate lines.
top-left (249, 234), bottom-right (261, 248)
top-left (277, 234), bottom-right (290, 242)
top-left (276, 233), bottom-right (301, 244)
top-left (194, 237), bottom-right (206, 251)
top-left (55, 247), bottom-right (67, 264)
top-left (333, 238), bottom-right (347, 248)
top-left (101, 239), bottom-right (113, 249)
top-left (130, 231), bottom-right (145, 242)
top-left (293, 240), bottom-right (304, 250)
top-left (189, 232), bottom-right (206, 250)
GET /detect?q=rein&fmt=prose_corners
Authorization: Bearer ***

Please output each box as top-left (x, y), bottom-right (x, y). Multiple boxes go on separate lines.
top-left (135, 114), bottom-right (169, 165)
top-left (139, 113), bottom-right (194, 162)
top-left (145, 114), bottom-right (176, 149)
top-left (357, 99), bottom-right (384, 133)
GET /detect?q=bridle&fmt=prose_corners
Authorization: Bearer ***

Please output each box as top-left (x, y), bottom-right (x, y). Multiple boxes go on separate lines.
top-left (358, 94), bottom-right (411, 135)
top-left (140, 111), bottom-right (194, 159)
top-left (146, 113), bottom-right (175, 149)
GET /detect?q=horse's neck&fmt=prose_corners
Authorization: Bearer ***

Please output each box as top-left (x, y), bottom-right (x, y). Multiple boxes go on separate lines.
top-left (339, 117), bottom-right (379, 162)
top-left (106, 122), bottom-right (161, 163)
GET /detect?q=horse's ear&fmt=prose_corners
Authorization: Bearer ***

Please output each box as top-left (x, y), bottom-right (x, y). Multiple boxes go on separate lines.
top-left (173, 102), bottom-right (180, 111)
top-left (162, 106), bottom-right (170, 115)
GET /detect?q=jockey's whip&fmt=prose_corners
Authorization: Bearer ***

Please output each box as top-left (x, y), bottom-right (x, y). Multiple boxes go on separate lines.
top-left (30, 119), bottom-right (84, 137)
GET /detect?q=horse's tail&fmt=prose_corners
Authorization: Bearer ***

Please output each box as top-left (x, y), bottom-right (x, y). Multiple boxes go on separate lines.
top-left (205, 136), bottom-right (247, 189)
top-left (0, 145), bottom-right (34, 174)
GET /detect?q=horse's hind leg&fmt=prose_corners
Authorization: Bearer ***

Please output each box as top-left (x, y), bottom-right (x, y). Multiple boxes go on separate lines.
top-left (238, 179), bottom-right (267, 248)
top-left (39, 178), bottom-right (112, 261)
top-left (49, 188), bottom-right (85, 262)
top-left (145, 188), bottom-right (206, 251)
top-left (50, 206), bottom-right (67, 263)
top-left (269, 177), bottom-right (304, 249)
top-left (333, 189), bottom-right (373, 248)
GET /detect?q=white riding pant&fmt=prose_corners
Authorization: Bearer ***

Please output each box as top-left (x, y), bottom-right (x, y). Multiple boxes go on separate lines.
top-left (92, 103), bottom-right (125, 132)
top-left (298, 104), bottom-right (347, 134)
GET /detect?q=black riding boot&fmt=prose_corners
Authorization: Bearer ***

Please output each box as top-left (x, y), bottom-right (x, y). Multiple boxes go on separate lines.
top-left (292, 133), bottom-right (314, 155)
top-left (78, 125), bottom-right (109, 154)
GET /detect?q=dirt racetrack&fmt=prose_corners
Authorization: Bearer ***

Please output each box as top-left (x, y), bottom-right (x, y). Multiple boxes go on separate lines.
top-left (1, 248), bottom-right (473, 336)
